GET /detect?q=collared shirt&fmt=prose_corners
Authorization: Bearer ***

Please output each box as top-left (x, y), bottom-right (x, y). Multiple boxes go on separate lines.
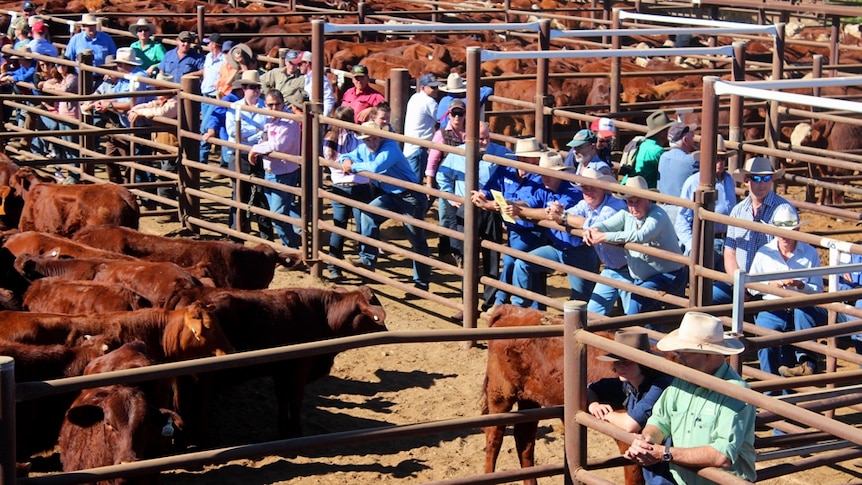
top-left (523, 180), bottom-right (584, 250)
top-left (200, 50), bottom-right (225, 96)
top-left (341, 84), bottom-right (384, 123)
top-left (250, 111), bottom-right (301, 175)
top-left (749, 238), bottom-right (822, 299)
top-left (158, 48), bottom-right (204, 81)
top-left (204, 92), bottom-right (239, 139)
top-left (130, 40), bottom-right (166, 70)
top-left (325, 129), bottom-right (369, 185)
top-left (225, 97), bottom-right (267, 147)
top-left (634, 137), bottom-right (664, 189)
top-left (28, 38), bottom-right (57, 57)
top-left (338, 137), bottom-right (417, 194)
top-left (261, 68), bottom-right (304, 100)
top-left (725, 191), bottom-right (796, 272)
top-left (402, 90), bottom-right (438, 157)
top-left (575, 155), bottom-right (613, 177)
top-left (675, 171), bottom-right (736, 251)
top-left (568, 193), bottom-right (627, 269)
top-left (593, 203), bottom-right (685, 280)
top-left (646, 361), bottom-right (756, 485)
top-left (65, 31), bottom-right (117, 66)
top-left (113, 68), bottom-right (153, 128)
top-left (301, 71), bottom-right (335, 117)
top-left (482, 166), bottom-right (544, 231)
top-left (657, 147), bottom-right (698, 197)
top-left (436, 142), bottom-right (514, 200)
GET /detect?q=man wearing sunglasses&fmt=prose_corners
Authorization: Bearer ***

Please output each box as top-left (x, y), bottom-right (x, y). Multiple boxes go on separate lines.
top-left (154, 30), bottom-right (204, 81)
top-left (712, 156), bottom-right (797, 304)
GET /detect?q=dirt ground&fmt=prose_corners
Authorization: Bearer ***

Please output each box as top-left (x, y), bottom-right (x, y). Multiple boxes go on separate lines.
top-left (124, 192), bottom-right (862, 485)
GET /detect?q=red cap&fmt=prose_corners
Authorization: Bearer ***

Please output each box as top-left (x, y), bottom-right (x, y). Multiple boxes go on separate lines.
top-left (32, 21), bottom-right (46, 34)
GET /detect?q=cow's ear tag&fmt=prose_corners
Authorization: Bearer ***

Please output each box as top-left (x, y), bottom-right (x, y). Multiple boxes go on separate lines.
top-left (162, 417), bottom-right (174, 437)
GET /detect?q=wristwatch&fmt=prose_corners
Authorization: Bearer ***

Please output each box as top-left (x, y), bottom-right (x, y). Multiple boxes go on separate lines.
top-left (108, 102), bottom-right (114, 110)
top-left (662, 437), bottom-right (673, 462)
top-left (561, 212), bottom-right (568, 226)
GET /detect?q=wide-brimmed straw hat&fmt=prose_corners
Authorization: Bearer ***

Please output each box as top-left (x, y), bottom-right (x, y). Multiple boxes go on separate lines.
top-left (79, 13), bottom-right (99, 26)
top-left (691, 135), bottom-right (731, 165)
top-left (575, 166), bottom-right (617, 187)
top-left (644, 111), bottom-right (675, 138)
top-left (597, 331), bottom-right (656, 362)
top-left (226, 43), bottom-right (254, 70)
top-left (614, 175), bottom-right (657, 200)
top-left (731, 156), bottom-right (785, 183)
top-left (114, 47), bottom-right (142, 66)
top-left (231, 69), bottom-right (261, 89)
top-left (128, 18), bottom-right (155, 36)
top-left (514, 137), bottom-right (546, 158)
top-left (657, 312), bottom-right (744, 356)
top-left (356, 120), bottom-right (380, 140)
top-left (440, 73), bottom-right (466, 94)
top-left (538, 151), bottom-right (571, 171)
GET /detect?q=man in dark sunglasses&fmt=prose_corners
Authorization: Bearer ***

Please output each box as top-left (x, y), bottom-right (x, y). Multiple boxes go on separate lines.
top-left (712, 156), bottom-right (797, 304)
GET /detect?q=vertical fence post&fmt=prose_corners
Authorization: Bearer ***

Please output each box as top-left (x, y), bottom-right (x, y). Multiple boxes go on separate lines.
top-left (462, 47), bottom-right (482, 345)
top-left (180, 74), bottom-right (202, 231)
top-left (534, 20), bottom-right (551, 146)
top-left (79, 50), bottom-right (95, 178)
top-left (389, 68), bottom-right (410, 136)
top-left (766, 23), bottom-right (785, 171)
top-left (610, 9), bottom-right (622, 115)
top-left (698, 76), bottom-right (720, 308)
top-left (0, 357), bottom-right (15, 485)
top-left (196, 5), bottom-right (205, 43)
top-left (308, 19), bottom-right (326, 275)
top-left (728, 42), bottom-right (745, 174)
top-left (564, 301), bottom-right (587, 485)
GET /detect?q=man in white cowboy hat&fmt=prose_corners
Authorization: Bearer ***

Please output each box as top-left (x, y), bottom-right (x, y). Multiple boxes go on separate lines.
top-left (128, 18), bottom-right (164, 71)
top-left (587, 330), bottom-right (674, 484)
top-left (630, 110), bottom-right (675, 188)
top-left (65, 13), bottom-right (117, 68)
top-left (748, 205), bottom-right (825, 379)
top-left (290, 50), bottom-right (334, 117)
top-left (340, 64), bottom-right (384, 123)
top-left (625, 312), bottom-right (755, 485)
top-left (154, 30), bottom-right (204, 81)
top-left (564, 128), bottom-right (613, 176)
top-left (584, 176), bottom-right (686, 316)
top-left (657, 121), bottom-right (698, 224)
top-left (471, 137), bottom-right (548, 307)
top-left (712, 156), bottom-right (797, 304)
top-left (674, 135), bottom-right (737, 268)
top-left (505, 151), bottom-right (600, 308)
top-left (403, 73), bottom-right (442, 181)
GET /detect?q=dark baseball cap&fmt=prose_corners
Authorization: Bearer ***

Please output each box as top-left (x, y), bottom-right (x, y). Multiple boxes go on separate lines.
top-left (177, 31), bottom-right (196, 42)
top-left (668, 123), bottom-right (696, 143)
top-left (419, 73), bottom-right (441, 88)
top-left (205, 32), bottom-right (224, 45)
top-left (23, 1), bottom-right (35, 12)
top-left (352, 65), bottom-right (369, 77)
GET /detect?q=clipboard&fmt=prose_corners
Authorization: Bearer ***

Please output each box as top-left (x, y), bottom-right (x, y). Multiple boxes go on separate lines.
top-left (491, 190), bottom-right (516, 224)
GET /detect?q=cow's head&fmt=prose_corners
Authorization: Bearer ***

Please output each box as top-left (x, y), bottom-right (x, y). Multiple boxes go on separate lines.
top-left (8, 167), bottom-right (51, 200)
top-left (329, 285), bottom-right (386, 335)
top-left (163, 302), bottom-right (235, 360)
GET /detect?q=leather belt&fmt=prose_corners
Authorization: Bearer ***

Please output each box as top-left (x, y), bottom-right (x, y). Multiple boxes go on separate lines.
top-left (335, 182), bottom-right (364, 187)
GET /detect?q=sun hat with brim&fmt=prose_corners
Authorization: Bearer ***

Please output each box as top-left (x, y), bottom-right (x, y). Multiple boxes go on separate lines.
top-left (79, 13), bottom-right (99, 26)
top-left (290, 51), bottom-right (311, 65)
top-left (644, 110), bottom-right (675, 138)
top-left (231, 69), bottom-right (261, 89)
top-left (226, 43), bottom-right (254, 70)
top-left (114, 47), bottom-right (142, 66)
top-left (538, 151), bottom-right (571, 171)
top-left (440, 72), bottom-right (466, 94)
top-left (591, 117), bottom-right (617, 139)
top-left (449, 98), bottom-right (466, 112)
top-left (286, 90), bottom-right (309, 109)
top-left (514, 137), bottom-right (546, 158)
top-left (102, 54), bottom-right (116, 68)
top-left (596, 331), bottom-right (656, 362)
top-left (657, 311), bottom-right (744, 356)
top-left (763, 204), bottom-right (802, 231)
top-left (575, 166), bottom-right (617, 187)
top-left (614, 175), bottom-right (658, 200)
top-left (128, 18), bottom-right (155, 36)
top-left (356, 120), bottom-right (380, 140)
top-left (731, 156), bottom-right (785, 183)
top-left (567, 129), bottom-right (598, 148)
top-left (177, 31), bottom-right (196, 43)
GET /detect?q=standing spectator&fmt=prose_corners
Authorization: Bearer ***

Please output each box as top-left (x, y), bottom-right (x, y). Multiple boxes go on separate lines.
top-left (291, 50), bottom-right (334, 117)
top-left (584, 176), bottom-right (687, 316)
top-left (65, 14), bottom-right (117, 68)
top-left (625, 312), bottom-right (756, 485)
top-left (248, 89), bottom-right (305, 249)
top-left (202, 69), bottom-right (242, 172)
top-left (224, 70), bottom-right (272, 239)
top-left (436, 72), bottom-right (493, 128)
top-left (633, 111), bottom-right (674, 188)
top-left (1, 46), bottom-right (36, 150)
top-left (154, 30), bottom-right (204, 80)
top-left (37, 62), bottom-right (79, 165)
top-left (199, 34), bottom-right (229, 163)
top-left (657, 122), bottom-right (698, 224)
top-left (713, 157), bottom-right (796, 304)
top-left (324, 106), bottom-right (373, 281)
top-left (675, 135), bottom-right (737, 266)
top-left (260, 49), bottom-right (305, 100)
top-left (128, 18), bottom-right (165, 72)
top-left (341, 64), bottom-right (385, 123)
top-left (339, 121), bottom-right (431, 294)
top-left (27, 21), bottom-right (56, 57)
top-left (748, 206), bottom-right (825, 378)
top-left (506, 151), bottom-right (597, 307)
top-left (28, 56), bottom-right (55, 155)
top-left (10, 18), bottom-right (30, 50)
top-left (838, 253), bottom-right (862, 359)
top-left (565, 129), bottom-right (614, 176)
top-left (587, 331), bottom-right (675, 485)
top-left (591, 117), bottom-right (616, 164)
top-left (427, 98), bottom-right (467, 261)
top-left (214, 43), bottom-right (256, 98)
top-left (403, 73), bottom-right (441, 181)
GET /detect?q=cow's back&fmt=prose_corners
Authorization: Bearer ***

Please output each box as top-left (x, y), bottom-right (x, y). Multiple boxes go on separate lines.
top-left (23, 278), bottom-right (151, 313)
top-left (3, 231), bottom-right (135, 260)
top-left (19, 184), bottom-right (139, 237)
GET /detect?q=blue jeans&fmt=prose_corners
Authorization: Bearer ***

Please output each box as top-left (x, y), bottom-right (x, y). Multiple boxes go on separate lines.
top-left (329, 183), bottom-right (374, 274)
top-left (511, 244), bottom-right (598, 308)
top-left (497, 228), bottom-right (547, 308)
top-left (358, 190), bottom-right (430, 286)
top-left (627, 266), bottom-right (688, 315)
top-left (755, 306), bottom-right (826, 377)
top-left (588, 266), bottom-right (634, 316)
top-left (438, 197), bottom-right (459, 256)
top-left (264, 170), bottom-right (301, 249)
top-left (406, 148), bottom-right (428, 186)
top-left (200, 102), bottom-right (216, 162)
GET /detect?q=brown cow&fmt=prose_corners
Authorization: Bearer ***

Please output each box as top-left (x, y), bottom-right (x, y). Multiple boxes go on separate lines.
top-left (481, 305), bottom-right (644, 485)
top-left (2, 231), bottom-right (136, 260)
top-left (59, 341), bottom-right (184, 482)
top-left (9, 167), bottom-right (139, 236)
top-left (785, 119), bottom-right (862, 205)
top-left (169, 285), bottom-right (386, 438)
top-left (23, 278), bottom-right (151, 313)
top-left (14, 254), bottom-right (206, 308)
top-left (73, 225), bottom-right (302, 289)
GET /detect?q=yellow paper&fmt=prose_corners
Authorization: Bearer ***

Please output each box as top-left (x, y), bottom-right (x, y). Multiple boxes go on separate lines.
top-left (492, 190), bottom-right (516, 224)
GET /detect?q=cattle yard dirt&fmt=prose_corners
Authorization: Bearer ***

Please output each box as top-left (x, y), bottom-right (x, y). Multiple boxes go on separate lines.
top-left (109, 203), bottom-right (862, 485)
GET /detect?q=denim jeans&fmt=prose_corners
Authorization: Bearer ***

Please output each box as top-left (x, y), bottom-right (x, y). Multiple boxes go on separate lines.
top-left (328, 183), bottom-right (374, 274)
top-left (438, 197), bottom-right (459, 257)
top-left (511, 244), bottom-right (598, 308)
top-left (587, 266), bottom-right (634, 316)
top-left (627, 266), bottom-right (688, 315)
top-left (264, 170), bottom-right (301, 249)
top-left (497, 228), bottom-right (547, 308)
top-left (405, 148), bottom-right (428, 186)
top-left (756, 306), bottom-right (826, 377)
top-left (358, 190), bottom-right (430, 286)
top-left (200, 102), bottom-right (216, 162)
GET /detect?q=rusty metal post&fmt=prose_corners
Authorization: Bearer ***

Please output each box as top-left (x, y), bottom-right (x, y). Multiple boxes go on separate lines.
top-left (196, 5), bottom-right (205, 41)
top-left (278, 48), bottom-right (288, 68)
top-left (535, 20), bottom-right (551, 146)
top-left (79, 50), bottom-right (95, 178)
top-left (766, 23), bottom-right (785, 170)
top-left (431, 0), bottom-right (439, 23)
top-left (610, 9), bottom-right (622, 115)
top-left (309, 19), bottom-right (326, 275)
top-left (462, 47), bottom-right (482, 344)
top-left (698, 76), bottom-right (720, 308)
top-left (689, 189), bottom-right (704, 306)
top-left (504, 0), bottom-right (510, 23)
top-left (357, 2), bottom-right (367, 43)
top-left (564, 301), bottom-right (587, 485)
top-left (180, 75), bottom-right (202, 231)
top-left (728, 42), bottom-right (745, 174)
top-left (0, 357), bottom-right (15, 485)
top-left (830, 15), bottom-right (840, 77)
top-left (812, 54), bottom-right (823, 101)
top-left (389, 68), bottom-right (410, 136)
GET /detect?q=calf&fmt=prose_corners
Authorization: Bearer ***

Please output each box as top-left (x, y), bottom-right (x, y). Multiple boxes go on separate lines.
top-left (3, 231), bottom-right (136, 260)
top-left (786, 120), bottom-right (862, 205)
top-left (23, 278), bottom-right (151, 313)
top-left (9, 167), bottom-right (139, 236)
top-left (73, 225), bottom-right (302, 289)
top-left (14, 254), bottom-right (205, 308)
top-left (481, 305), bottom-right (643, 485)
top-left (59, 341), bottom-right (184, 482)
top-left (170, 285), bottom-right (386, 437)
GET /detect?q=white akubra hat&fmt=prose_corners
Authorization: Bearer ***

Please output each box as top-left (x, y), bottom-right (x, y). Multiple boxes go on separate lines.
top-left (129, 18), bottom-right (156, 36)
top-left (356, 120), bottom-right (381, 140)
top-left (439, 72), bottom-right (466, 94)
top-left (114, 47), bottom-right (142, 66)
top-left (231, 69), bottom-right (261, 89)
top-left (576, 166), bottom-right (617, 187)
top-left (538, 150), bottom-right (571, 171)
top-left (513, 137), bottom-right (546, 158)
top-left (614, 175), bottom-right (657, 200)
top-left (657, 311), bottom-right (745, 356)
top-left (79, 13), bottom-right (99, 26)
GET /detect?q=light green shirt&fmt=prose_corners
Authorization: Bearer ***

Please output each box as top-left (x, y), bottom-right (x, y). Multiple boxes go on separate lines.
top-left (634, 137), bottom-right (664, 188)
top-left (646, 361), bottom-right (756, 484)
top-left (131, 40), bottom-right (167, 70)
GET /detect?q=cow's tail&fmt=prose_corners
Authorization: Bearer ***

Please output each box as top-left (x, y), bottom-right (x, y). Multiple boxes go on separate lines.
top-left (479, 371), bottom-right (490, 416)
